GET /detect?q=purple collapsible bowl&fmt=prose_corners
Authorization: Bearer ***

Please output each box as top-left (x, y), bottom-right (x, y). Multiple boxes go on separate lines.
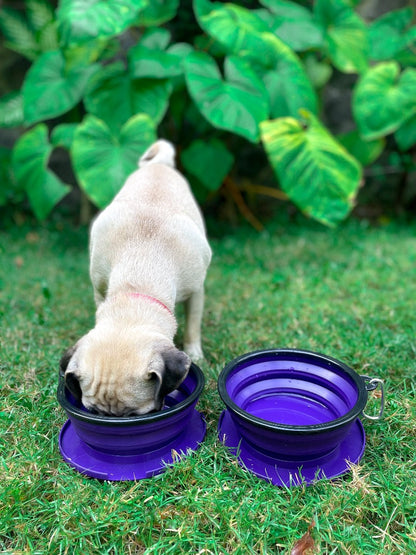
top-left (57, 363), bottom-right (205, 481)
top-left (218, 349), bottom-right (380, 487)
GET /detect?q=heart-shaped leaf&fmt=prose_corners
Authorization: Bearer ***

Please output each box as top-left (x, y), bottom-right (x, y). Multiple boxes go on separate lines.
top-left (353, 62), bottom-right (416, 140)
top-left (84, 62), bottom-right (172, 131)
top-left (395, 114), bottom-right (416, 151)
top-left (263, 48), bottom-right (318, 118)
top-left (51, 123), bottom-right (78, 150)
top-left (23, 50), bottom-right (97, 125)
top-left (193, 0), bottom-right (317, 118)
top-left (12, 124), bottom-right (70, 220)
top-left (368, 8), bottom-right (415, 61)
top-left (71, 114), bottom-right (156, 208)
top-left (259, 0), bottom-right (324, 51)
top-left (0, 91), bottom-right (24, 128)
top-left (337, 129), bottom-right (384, 166)
top-left (194, 0), bottom-right (278, 67)
top-left (181, 138), bottom-right (234, 191)
top-left (261, 111), bottom-right (361, 226)
top-left (314, 0), bottom-right (368, 74)
top-left (184, 51), bottom-right (269, 143)
top-left (128, 44), bottom-right (185, 79)
top-left (57, 0), bottom-right (147, 46)
top-left (138, 0), bottom-right (179, 26)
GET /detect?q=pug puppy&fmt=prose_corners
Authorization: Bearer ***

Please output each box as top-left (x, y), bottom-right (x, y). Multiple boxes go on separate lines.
top-left (60, 140), bottom-right (212, 416)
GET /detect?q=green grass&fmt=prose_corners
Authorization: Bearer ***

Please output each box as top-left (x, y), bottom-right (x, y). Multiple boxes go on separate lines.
top-left (1, 215), bottom-right (416, 554)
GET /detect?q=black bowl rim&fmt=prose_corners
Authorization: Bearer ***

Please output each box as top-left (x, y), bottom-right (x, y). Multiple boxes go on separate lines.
top-left (57, 362), bottom-right (205, 427)
top-left (217, 348), bottom-right (368, 435)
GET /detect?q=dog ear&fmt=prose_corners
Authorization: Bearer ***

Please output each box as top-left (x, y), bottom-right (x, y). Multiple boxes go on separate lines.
top-left (59, 345), bottom-right (83, 402)
top-left (59, 345), bottom-right (77, 377)
top-left (151, 347), bottom-right (191, 405)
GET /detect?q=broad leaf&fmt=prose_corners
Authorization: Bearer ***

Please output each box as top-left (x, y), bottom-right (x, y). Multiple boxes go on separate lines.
top-left (194, 0), bottom-right (278, 68)
top-left (368, 8), bottom-right (415, 61)
top-left (84, 62), bottom-right (172, 130)
top-left (395, 114), bottom-right (416, 151)
top-left (258, 0), bottom-right (324, 51)
top-left (303, 54), bottom-right (332, 88)
top-left (181, 139), bottom-right (234, 191)
top-left (51, 123), bottom-right (78, 150)
top-left (12, 124), bottom-right (70, 220)
top-left (0, 92), bottom-right (24, 128)
top-left (71, 114), bottom-right (156, 208)
top-left (138, 0), bottom-right (179, 26)
top-left (0, 7), bottom-right (39, 60)
top-left (261, 111), bottom-right (361, 226)
top-left (184, 51), bottom-right (269, 143)
top-left (337, 130), bottom-right (384, 166)
top-left (193, 0), bottom-right (317, 119)
top-left (353, 62), bottom-right (416, 140)
top-left (23, 50), bottom-right (98, 125)
top-left (57, 0), bottom-right (147, 46)
top-left (314, 0), bottom-right (368, 74)
top-left (139, 28), bottom-right (171, 50)
top-left (263, 48), bottom-right (318, 117)
top-left (129, 45), bottom-right (184, 79)
top-left (26, 0), bottom-right (55, 32)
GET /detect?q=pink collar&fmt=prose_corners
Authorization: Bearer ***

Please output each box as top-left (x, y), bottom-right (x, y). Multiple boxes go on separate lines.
top-left (128, 292), bottom-right (173, 316)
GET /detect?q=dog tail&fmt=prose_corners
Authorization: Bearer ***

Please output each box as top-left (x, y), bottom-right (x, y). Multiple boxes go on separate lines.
top-left (139, 140), bottom-right (176, 169)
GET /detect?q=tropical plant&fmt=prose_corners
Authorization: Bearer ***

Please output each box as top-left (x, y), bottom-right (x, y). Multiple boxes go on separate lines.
top-left (0, 0), bottom-right (415, 226)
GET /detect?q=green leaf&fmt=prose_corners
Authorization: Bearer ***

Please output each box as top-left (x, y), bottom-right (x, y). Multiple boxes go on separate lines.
top-left (353, 62), bottom-right (416, 140)
top-left (71, 114), bottom-right (156, 208)
top-left (314, 0), bottom-right (368, 74)
top-left (12, 124), bottom-right (70, 220)
top-left (194, 0), bottom-right (279, 68)
top-left (181, 139), bottom-right (234, 191)
top-left (184, 51), bottom-right (269, 143)
top-left (303, 54), bottom-right (333, 88)
top-left (26, 0), bottom-right (55, 32)
top-left (51, 123), bottom-right (78, 150)
top-left (395, 114), bottom-right (416, 151)
top-left (57, 0), bottom-right (147, 46)
top-left (22, 50), bottom-right (98, 125)
top-left (0, 7), bottom-right (39, 60)
top-left (128, 45), bottom-right (184, 79)
top-left (139, 28), bottom-right (171, 50)
top-left (138, 0), bottom-right (179, 26)
top-left (337, 129), bottom-right (384, 166)
top-left (193, 0), bottom-right (317, 119)
top-left (258, 0), bottom-right (324, 51)
top-left (263, 49), bottom-right (318, 118)
top-left (261, 111), bottom-right (361, 226)
top-left (0, 92), bottom-right (24, 128)
top-left (84, 62), bottom-right (172, 130)
top-left (368, 8), bottom-right (415, 61)
top-left (38, 20), bottom-right (59, 52)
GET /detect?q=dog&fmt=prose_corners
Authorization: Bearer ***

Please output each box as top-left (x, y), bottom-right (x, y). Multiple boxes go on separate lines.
top-left (59, 140), bottom-right (212, 416)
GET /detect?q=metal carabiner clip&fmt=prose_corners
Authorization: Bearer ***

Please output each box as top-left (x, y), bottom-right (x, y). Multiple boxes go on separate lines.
top-left (361, 376), bottom-right (385, 421)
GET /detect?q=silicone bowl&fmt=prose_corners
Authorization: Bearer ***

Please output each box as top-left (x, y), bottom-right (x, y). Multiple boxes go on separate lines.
top-left (218, 349), bottom-right (372, 486)
top-left (57, 362), bottom-right (205, 481)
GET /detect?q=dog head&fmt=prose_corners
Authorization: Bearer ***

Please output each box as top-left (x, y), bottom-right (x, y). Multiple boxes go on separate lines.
top-left (59, 328), bottom-right (191, 416)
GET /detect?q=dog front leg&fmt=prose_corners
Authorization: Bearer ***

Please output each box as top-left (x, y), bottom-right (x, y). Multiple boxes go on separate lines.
top-left (183, 287), bottom-right (205, 360)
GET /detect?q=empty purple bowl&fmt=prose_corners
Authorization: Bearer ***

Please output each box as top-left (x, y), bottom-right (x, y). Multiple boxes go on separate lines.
top-left (218, 349), bottom-right (377, 487)
top-left (57, 363), bottom-right (205, 481)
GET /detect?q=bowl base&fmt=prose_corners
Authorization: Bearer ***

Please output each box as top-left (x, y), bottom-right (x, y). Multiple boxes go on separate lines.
top-left (218, 410), bottom-right (365, 487)
top-left (59, 409), bottom-right (206, 481)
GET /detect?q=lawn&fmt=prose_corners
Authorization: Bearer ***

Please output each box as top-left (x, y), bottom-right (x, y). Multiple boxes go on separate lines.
top-left (0, 214), bottom-right (415, 554)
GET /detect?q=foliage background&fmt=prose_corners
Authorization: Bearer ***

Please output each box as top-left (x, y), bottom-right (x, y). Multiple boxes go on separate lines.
top-left (0, 0), bottom-right (416, 229)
